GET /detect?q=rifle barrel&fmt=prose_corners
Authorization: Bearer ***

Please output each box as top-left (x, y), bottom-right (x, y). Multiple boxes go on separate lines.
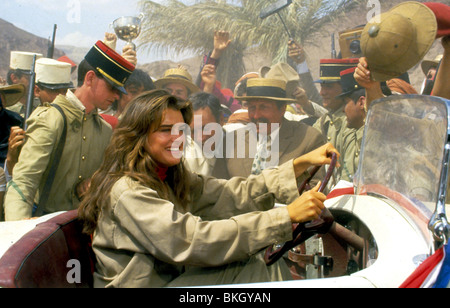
top-left (24, 55), bottom-right (37, 130)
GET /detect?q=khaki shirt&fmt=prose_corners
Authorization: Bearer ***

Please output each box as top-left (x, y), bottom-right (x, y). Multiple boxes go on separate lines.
top-left (340, 126), bottom-right (364, 182)
top-left (5, 90), bottom-right (112, 220)
top-left (6, 98), bottom-right (41, 118)
top-left (93, 161), bottom-right (304, 288)
top-left (313, 106), bottom-right (356, 185)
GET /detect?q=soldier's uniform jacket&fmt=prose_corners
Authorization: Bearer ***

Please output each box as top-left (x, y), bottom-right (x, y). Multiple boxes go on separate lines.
top-left (313, 106), bottom-right (349, 152)
top-left (340, 126), bottom-right (364, 182)
top-left (313, 105), bottom-right (356, 184)
top-left (4, 90), bottom-right (112, 220)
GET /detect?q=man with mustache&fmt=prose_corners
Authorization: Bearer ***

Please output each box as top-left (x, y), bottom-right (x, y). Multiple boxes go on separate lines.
top-left (213, 78), bottom-right (326, 184)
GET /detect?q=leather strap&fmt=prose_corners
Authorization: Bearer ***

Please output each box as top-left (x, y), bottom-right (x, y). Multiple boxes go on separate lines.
top-left (33, 104), bottom-right (67, 217)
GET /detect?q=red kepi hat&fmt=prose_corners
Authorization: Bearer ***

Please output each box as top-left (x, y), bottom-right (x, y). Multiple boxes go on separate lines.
top-left (84, 40), bottom-right (135, 94)
top-left (314, 58), bottom-right (359, 84)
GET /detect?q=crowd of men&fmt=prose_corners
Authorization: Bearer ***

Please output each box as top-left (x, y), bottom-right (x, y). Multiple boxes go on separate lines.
top-left (0, 1), bottom-right (449, 222)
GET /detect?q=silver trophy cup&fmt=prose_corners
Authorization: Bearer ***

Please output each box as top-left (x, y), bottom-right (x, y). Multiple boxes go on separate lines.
top-left (112, 13), bottom-right (144, 51)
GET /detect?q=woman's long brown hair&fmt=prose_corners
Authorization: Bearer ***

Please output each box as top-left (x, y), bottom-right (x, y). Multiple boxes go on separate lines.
top-left (78, 90), bottom-right (193, 235)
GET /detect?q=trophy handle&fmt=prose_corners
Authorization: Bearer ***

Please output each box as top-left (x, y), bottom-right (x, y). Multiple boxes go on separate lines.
top-left (126, 42), bottom-right (137, 51)
top-left (138, 13), bottom-right (145, 21)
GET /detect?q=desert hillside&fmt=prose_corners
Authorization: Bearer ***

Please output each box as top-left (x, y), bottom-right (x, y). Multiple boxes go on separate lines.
top-left (0, 19), bottom-right (64, 80)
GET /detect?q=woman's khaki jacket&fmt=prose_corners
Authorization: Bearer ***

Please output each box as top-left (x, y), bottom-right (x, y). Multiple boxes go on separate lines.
top-left (93, 161), bottom-right (307, 288)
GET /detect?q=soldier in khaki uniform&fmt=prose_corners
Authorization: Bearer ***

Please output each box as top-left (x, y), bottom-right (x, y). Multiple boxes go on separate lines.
top-left (4, 41), bottom-right (135, 221)
top-left (78, 90), bottom-right (339, 287)
top-left (298, 59), bottom-right (359, 187)
top-left (34, 58), bottom-right (74, 106)
top-left (6, 51), bottom-right (43, 117)
top-left (0, 84), bottom-right (25, 168)
top-left (4, 58), bottom-right (76, 179)
top-left (338, 67), bottom-right (367, 182)
top-left (311, 59), bottom-right (359, 151)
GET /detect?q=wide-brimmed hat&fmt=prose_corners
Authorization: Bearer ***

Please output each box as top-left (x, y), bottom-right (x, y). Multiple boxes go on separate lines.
top-left (154, 68), bottom-right (200, 94)
top-left (264, 62), bottom-right (301, 98)
top-left (36, 58), bottom-right (74, 90)
top-left (314, 58), bottom-right (359, 84)
top-left (361, 2), bottom-right (437, 82)
top-left (0, 84), bottom-right (26, 107)
top-left (421, 54), bottom-right (443, 76)
top-left (84, 40), bottom-right (135, 95)
top-left (235, 78), bottom-right (296, 103)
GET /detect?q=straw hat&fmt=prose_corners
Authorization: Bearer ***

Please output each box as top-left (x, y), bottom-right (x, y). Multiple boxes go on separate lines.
top-left (154, 68), bottom-right (200, 94)
top-left (264, 63), bottom-right (301, 98)
top-left (361, 1), bottom-right (437, 82)
top-left (0, 84), bottom-right (26, 107)
top-left (235, 78), bottom-right (296, 103)
top-left (421, 54), bottom-right (443, 76)
top-left (36, 58), bottom-right (74, 90)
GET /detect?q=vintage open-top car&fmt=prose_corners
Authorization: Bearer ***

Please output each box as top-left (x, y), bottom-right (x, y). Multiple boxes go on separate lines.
top-left (0, 94), bottom-right (449, 288)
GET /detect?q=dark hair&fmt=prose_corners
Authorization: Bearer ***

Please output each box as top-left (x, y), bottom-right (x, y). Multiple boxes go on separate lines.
top-left (126, 69), bottom-right (155, 91)
top-left (188, 92), bottom-right (222, 122)
top-left (348, 89), bottom-right (366, 104)
top-left (78, 90), bottom-right (193, 234)
top-left (7, 69), bottom-right (27, 85)
top-left (109, 69), bottom-right (156, 111)
top-left (77, 59), bottom-right (103, 87)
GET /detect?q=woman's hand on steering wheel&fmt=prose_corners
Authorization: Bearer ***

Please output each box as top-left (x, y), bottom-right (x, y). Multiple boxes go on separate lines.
top-left (293, 143), bottom-right (340, 178)
top-left (287, 182), bottom-right (326, 223)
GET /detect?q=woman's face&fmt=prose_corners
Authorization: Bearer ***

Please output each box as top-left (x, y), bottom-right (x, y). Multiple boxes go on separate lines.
top-left (145, 108), bottom-right (186, 167)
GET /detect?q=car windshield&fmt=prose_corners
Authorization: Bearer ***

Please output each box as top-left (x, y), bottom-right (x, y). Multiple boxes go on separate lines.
top-left (354, 95), bottom-right (448, 234)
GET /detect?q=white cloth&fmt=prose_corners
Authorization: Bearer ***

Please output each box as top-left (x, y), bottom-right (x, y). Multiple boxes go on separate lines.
top-left (251, 127), bottom-right (280, 175)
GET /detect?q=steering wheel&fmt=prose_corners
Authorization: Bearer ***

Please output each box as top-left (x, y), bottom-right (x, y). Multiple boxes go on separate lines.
top-left (264, 152), bottom-right (338, 266)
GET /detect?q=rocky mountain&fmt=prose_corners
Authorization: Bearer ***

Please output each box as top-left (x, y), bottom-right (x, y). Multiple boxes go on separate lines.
top-left (0, 18), bottom-right (65, 80)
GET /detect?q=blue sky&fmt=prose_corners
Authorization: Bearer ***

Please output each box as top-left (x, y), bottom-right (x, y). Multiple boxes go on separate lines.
top-left (0, 0), bottom-right (190, 63)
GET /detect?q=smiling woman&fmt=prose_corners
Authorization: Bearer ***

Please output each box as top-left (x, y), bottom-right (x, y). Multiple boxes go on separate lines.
top-left (77, 89), bottom-right (337, 288)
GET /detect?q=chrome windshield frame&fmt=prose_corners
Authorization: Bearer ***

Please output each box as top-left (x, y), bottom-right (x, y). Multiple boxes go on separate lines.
top-left (429, 99), bottom-right (450, 248)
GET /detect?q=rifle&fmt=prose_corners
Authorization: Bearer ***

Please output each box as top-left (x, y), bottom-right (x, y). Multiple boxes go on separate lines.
top-left (331, 33), bottom-right (337, 59)
top-left (24, 55), bottom-right (37, 130)
top-left (47, 24), bottom-right (57, 59)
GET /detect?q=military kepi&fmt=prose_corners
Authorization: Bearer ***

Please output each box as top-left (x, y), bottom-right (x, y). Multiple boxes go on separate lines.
top-left (315, 58), bottom-right (359, 84)
top-left (84, 40), bottom-right (135, 94)
top-left (337, 67), bottom-right (363, 98)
